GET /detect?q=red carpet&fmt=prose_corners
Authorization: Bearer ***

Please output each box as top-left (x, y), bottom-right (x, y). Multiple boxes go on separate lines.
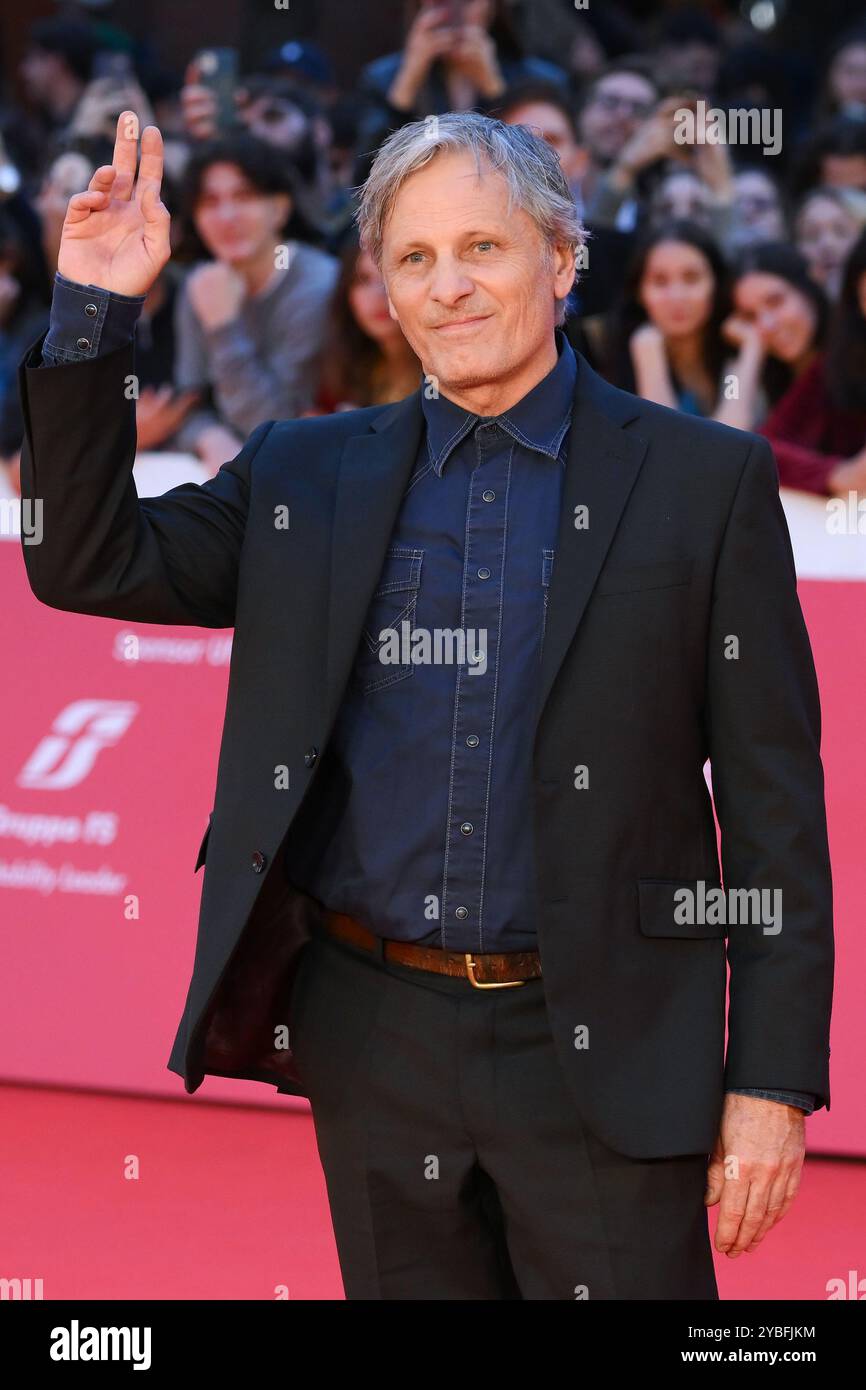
top-left (1, 1083), bottom-right (861, 1300)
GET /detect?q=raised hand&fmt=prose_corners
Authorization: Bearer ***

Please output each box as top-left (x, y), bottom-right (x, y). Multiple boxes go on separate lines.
top-left (387, 6), bottom-right (459, 111)
top-left (57, 110), bottom-right (171, 296)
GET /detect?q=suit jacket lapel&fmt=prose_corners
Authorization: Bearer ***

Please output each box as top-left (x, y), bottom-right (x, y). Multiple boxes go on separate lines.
top-left (325, 389), bottom-right (425, 721)
top-left (536, 357), bottom-right (648, 730)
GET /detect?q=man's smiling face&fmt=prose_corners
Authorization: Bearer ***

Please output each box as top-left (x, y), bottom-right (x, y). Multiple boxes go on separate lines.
top-left (380, 149), bottom-right (573, 403)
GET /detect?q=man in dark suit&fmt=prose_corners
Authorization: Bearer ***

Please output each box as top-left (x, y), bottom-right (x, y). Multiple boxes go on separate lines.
top-left (18, 110), bottom-right (833, 1300)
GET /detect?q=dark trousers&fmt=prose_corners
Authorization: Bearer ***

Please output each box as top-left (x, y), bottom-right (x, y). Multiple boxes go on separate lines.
top-left (286, 922), bottom-right (719, 1301)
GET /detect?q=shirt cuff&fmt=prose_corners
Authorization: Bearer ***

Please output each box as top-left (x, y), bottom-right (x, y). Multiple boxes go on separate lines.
top-left (41, 270), bottom-right (145, 365)
top-left (726, 1087), bottom-right (816, 1115)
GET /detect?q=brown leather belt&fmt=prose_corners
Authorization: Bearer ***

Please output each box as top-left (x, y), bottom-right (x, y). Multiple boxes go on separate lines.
top-left (319, 910), bottom-right (542, 988)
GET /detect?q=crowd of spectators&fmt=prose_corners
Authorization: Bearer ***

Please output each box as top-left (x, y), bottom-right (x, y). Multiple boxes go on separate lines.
top-left (1, 0), bottom-right (866, 501)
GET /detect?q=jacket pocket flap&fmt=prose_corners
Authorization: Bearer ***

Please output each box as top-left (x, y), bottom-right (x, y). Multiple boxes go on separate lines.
top-left (596, 558), bottom-right (693, 596)
top-left (638, 878), bottom-right (727, 937)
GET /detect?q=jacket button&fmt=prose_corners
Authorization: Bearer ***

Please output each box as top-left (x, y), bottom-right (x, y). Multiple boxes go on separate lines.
top-left (251, 850), bottom-right (266, 873)
top-left (304, 747), bottom-right (318, 768)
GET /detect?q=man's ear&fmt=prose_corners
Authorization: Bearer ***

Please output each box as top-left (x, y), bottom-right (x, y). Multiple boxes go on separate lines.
top-left (552, 238), bottom-right (577, 299)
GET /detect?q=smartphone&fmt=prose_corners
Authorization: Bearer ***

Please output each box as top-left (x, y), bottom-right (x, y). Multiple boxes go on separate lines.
top-left (195, 48), bottom-right (239, 133)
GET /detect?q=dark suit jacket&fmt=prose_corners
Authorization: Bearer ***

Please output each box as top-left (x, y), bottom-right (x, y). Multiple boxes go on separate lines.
top-left (17, 331), bottom-right (834, 1159)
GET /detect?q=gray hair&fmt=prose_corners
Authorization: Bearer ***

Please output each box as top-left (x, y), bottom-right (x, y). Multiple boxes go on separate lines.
top-left (353, 111), bottom-right (584, 327)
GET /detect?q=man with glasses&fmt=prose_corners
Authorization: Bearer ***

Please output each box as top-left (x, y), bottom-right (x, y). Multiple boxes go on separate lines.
top-left (577, 62), bottom-right (659, 230)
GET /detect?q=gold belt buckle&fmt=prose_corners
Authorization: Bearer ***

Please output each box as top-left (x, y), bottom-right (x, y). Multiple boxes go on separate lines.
top-left (463, 952), bottom-right (526, 989)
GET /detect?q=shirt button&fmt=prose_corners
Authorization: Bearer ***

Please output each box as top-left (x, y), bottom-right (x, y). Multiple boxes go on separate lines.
top-left (84, 303), bottom-right (98, 317)
top-left (455, 906), bottom-right (469, 920)
top-left (304, 747), bottom-right (318, 767)
top-left (482, 490), bottom-right (495, 502)
top-left (477, 567), bottom-right (491, 580)
top-left (466, 734), bottom-right (479, 747)
top-left (76, 337), bottom-right (91, 350)
top-left (460, 822), bottom-right (473, 835)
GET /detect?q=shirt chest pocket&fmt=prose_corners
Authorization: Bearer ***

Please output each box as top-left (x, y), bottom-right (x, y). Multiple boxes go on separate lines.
top-left (356, 546), bottom-right (424, 694)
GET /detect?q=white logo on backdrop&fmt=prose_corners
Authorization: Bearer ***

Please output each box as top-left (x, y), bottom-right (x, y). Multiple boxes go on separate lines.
top-left (17, 700), bottom-right (139, 790)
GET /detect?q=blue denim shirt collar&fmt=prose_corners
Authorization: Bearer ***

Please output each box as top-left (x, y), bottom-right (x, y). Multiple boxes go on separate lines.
top-left (421, 327), bottom-right (577, 476)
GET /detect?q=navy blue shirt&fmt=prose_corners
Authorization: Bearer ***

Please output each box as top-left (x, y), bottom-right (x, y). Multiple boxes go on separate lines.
top-left (34, 274), bottom-right (817, 1116)
top-left (289, 331), bottom-right (574, 953)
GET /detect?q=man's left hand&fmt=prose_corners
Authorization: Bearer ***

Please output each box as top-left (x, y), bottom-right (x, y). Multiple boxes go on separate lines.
top-left (705, 1093), bottom-right (806, 1256)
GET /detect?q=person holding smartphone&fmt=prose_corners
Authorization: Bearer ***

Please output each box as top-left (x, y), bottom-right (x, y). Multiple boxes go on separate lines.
top-left (354, 0), bottom-right (568, 171)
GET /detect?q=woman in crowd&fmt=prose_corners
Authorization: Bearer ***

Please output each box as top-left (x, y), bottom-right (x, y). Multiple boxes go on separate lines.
top-left (602, 221), bottom-right (764, 429)
top-left (732, 236), bottom-right (866, 498)
top-left (728, 241), bottom-right (828, 413)
top-left (795, 185), bottom-right (866, 300)
top-left (309, 235), bottom-right (422, 413)
top-left (172, 132), bottom-right (339, 473)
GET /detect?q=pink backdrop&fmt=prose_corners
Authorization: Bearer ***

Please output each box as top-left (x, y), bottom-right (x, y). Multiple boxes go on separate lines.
top-left (1, 534), bottom-right (863, 1153)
